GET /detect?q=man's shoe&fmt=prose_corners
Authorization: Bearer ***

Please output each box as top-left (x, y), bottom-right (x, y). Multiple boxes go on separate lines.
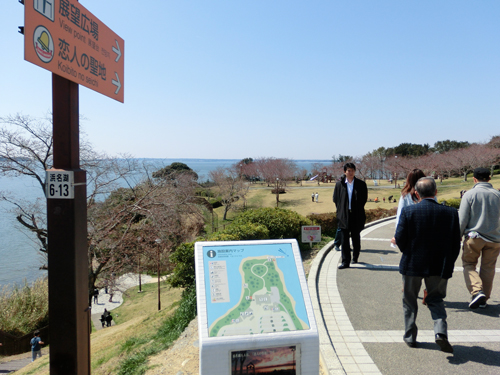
top-left (338, 263), bottom-right (349, 269)
top-left (479, 302), bottom-right (487, 308)
top-left (405, 341), bottom-right (417, 348)
top-left (435, 334), bottom-right (453, 353)
top-left (334, 245), bottom-right (341, 251)
top-left (469, 291), bottom-right (487, 309)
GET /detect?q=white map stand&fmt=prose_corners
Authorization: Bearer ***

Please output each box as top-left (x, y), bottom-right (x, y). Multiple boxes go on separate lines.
top-left (195, 239), bottom-right (319, 375)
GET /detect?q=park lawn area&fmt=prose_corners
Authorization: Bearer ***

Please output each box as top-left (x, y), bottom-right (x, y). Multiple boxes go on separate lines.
top-left (14, 282), bottom-right (184, 375)
top-left (215, 173), bottom-right (500, 222)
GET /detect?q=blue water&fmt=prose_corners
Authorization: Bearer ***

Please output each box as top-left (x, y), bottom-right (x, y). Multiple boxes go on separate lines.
top-left (0, 158), bottom-right (330, 287)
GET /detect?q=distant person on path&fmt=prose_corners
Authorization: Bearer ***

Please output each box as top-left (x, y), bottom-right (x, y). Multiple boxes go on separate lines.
top-left (459, 168), bottom-right (500, 309)
top-left (100, 314), bottom-right (106, 328)
top-left (105, 312), bottom-right (113, 327)
top-left (395, 177), bottom-right (460, 353)
top-left (93, 288), bottom-right (99, 304)
top-left (333, 163), bottom-right (368, 269)
top-left (311, 193), bottom-right (314, 202)
top-left (315, 192), bottom-right (319, 203)
top-left (30, 330), bottom-right (44, 361)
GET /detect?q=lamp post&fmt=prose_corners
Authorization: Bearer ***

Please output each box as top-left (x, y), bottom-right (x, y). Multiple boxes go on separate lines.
top-left (276, 178), bottom-right (279, 208)
top-left (137, 236), bottom-right (142, 293)
top-left (155, 238), bottom-right (162, 311)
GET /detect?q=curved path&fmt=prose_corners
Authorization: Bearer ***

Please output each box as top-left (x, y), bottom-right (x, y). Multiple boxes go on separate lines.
top-left (310, 217), bottom-right (500, 375)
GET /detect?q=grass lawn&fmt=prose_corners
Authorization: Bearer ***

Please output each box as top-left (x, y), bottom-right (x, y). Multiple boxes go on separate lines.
top-left (214, 173), bottom-right (500, 222)
top-left (13, 282), bottom-right (184, 375)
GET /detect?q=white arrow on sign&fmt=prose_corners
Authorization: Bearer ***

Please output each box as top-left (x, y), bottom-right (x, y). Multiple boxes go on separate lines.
top-left (112, 40), bottom-right (122, 62)
top-left (112, 72), bottom-right (121, 94)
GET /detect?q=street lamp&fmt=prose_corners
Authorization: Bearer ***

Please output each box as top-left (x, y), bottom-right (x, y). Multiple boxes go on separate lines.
top-left (155, 238), bottom-right (162, 311)
top-left (137, 236), bottom-right (142, 293)
top-left (276, 178), bottom-right (279, 207)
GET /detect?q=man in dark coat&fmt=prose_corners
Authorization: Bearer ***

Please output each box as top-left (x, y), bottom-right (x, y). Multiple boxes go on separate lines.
top-left (395, 177), bottom-right (460, 353)
top-left (333, 163), bottom-right (368, 269)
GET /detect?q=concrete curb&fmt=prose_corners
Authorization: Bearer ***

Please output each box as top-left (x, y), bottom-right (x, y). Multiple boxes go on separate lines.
top-left (308, 216), bottom-right (397, 375)
top-left (308, 239), bottom-right (346, 375)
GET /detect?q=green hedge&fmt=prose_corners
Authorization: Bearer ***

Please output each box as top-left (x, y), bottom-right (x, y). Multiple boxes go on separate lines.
top-left (230, 207), bottom-right (309, 240)
top-left (306, 213), bottom-right (337, 237)
top-left (438, 198), bottom-right (461, 209)
top-left (168, 208), bottom-right (308, 289)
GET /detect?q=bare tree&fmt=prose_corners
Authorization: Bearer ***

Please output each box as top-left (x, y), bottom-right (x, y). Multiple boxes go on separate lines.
top-left (209, 166), bottom-right (248, 220)
top-left (0, 114), bottom-right (205, 299)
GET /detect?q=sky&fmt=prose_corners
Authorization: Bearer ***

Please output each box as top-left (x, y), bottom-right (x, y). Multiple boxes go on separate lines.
top-left (1, 0), bottom-right (499, 160)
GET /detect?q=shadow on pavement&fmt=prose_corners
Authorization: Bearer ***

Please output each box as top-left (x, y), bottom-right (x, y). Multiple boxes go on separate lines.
top-left (447, 345), bottom-right (500, 367)
top-left (445, 301), bottom-right (500, 317)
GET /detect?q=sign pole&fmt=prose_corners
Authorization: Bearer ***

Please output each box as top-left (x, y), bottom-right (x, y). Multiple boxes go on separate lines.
top-left (47, 73), bottom-right (90, 374)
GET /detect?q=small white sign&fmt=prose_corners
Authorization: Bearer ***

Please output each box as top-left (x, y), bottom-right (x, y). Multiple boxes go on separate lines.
top-left (301, 226), bottom-right (321, 243)
top-left (46, 170), bottom-right (74, 199)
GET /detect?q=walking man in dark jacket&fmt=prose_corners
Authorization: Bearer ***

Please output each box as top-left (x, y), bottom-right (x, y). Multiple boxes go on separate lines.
top-left (395, 177), bottom-right (460, 353)
top-left (333, 163), bottom-right (368, 269)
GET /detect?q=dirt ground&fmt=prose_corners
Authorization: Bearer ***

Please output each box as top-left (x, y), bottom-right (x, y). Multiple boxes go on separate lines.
top-left (146, 316), bottom-right (327, 375)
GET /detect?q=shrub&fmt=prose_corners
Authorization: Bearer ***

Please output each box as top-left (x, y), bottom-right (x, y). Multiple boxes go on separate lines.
top-left (438, 198), bottom-right (461, 209)
top-left (306, 212), bottom-right (337, 237)
top-left (365, 207), bottom-right (398, 223)
top-left (168, 208), bottom-right (307, 289)
top-left (210, 223), bottom-right (269, 241)
top-left (168, 242), bottom-right (195, 289)
top-left (209, 198), bottom-right (223, 209)
top-left (231, 207), bottom-right (309, 240)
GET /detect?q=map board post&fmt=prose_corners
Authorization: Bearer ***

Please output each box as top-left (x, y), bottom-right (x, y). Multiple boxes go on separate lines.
top-left (195, 239), bottom-right (319, 375)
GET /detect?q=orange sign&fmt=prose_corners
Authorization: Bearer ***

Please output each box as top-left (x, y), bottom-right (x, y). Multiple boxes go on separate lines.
top-left (24, 0), bottom-right (124, 102)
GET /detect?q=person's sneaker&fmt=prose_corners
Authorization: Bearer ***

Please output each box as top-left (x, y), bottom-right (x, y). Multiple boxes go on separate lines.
top-left (479, 302), bottom-right (487, 308)
top-left (334, 245), bottom-right (341, 251)
top-left (469, 291), bottom-right (487, 309)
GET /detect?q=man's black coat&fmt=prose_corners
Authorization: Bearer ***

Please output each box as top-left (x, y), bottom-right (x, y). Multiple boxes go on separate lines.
top-left (395, 198), bottom-right (460, 279)
top-left (333, 177), bottom-right (368, 231)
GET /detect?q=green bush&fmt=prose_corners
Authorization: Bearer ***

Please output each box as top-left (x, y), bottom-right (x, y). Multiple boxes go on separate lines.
top-left (306, 212), bottom-right (337, 236)
top-left (231, 207), bottom-right (309, 240)
top-left (210, 223), bottom-right (270, 241)
top-left (168, 208), bottom-right (307, 289)
top-left (438, 198), bottom-right (461, 209)
top-left (168, 242), bottom-right (195, 289)
top-left (365, 207), bottom-right (398, 222)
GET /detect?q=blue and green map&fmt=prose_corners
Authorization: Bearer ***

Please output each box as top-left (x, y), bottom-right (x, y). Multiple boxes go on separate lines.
top-left (202, 242), bottom-right (309, 337)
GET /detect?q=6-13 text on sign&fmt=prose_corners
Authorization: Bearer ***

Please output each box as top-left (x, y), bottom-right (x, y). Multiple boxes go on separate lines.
top-left (24, 0), bottom-right (124, 102)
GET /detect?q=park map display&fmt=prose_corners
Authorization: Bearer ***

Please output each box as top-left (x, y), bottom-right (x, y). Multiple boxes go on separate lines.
top-left (203, 242), bottom-right (310, 337)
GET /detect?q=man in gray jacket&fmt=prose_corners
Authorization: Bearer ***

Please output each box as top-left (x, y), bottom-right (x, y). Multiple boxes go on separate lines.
top-left (459, 168), bottom-right (500, 309)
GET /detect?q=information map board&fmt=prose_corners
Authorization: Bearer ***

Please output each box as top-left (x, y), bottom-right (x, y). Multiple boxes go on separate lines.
top-left (195, 239), bottom-right (319, 375)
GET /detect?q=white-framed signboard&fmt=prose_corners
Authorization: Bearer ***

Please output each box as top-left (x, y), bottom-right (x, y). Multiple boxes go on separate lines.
top-left (195, 239), bottom-right (319, 375)
top-left (301, 226), bottom-right (321, 243)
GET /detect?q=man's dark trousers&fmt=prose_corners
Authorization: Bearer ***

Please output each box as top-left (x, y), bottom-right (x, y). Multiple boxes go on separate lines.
top-left (403, 275), bottom-right (448, 344)
top-left (341, 210), bottom-right (361, 264)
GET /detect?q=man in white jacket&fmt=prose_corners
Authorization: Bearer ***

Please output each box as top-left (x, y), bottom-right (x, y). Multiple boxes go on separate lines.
top-left (459, 168), bottom-right (500, 309)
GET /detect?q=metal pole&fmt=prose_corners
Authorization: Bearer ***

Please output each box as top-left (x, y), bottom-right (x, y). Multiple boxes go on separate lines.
top-left (48, 73), bottom-right (89, 374)
top-left (155, 239), bottom-right (161, 311)
top-left (276, 178), bottom-right (279, 208)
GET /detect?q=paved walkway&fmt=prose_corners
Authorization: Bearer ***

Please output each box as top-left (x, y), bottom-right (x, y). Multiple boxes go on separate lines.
top-left (309, 217), bottom-right (500, 375)
top-left (90, 273), bottom-right (158, 330)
